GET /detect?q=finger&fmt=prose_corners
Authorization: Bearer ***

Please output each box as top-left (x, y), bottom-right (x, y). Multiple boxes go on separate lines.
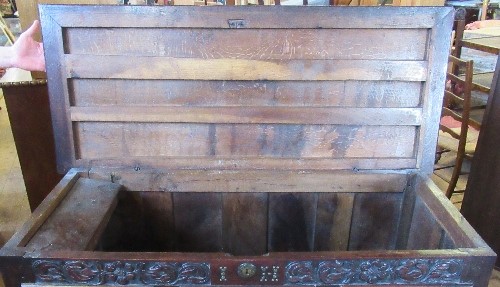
top-left (24, 20), bottom-right (40, 37)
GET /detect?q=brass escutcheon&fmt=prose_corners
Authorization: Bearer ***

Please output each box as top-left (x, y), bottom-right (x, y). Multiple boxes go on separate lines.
top-left (237, 263), bottom-right (257, 279)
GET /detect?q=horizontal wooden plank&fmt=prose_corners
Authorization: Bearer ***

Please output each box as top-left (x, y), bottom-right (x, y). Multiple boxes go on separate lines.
top-left (85, 157), bottom-right (417, 171)
top-left (25, 178), bottom-right (121, 251)
top-left (65, 55), bottom-right (428, 81)
top-left (89, 170), bottom-right (409, 193)
top-left (85, 158), bottom-right (418, 171)
top-left (69, 79), bottom-right (422, 108)
top-left (64, 28), bottom-right (427, 60)
top-left (73, 123), bottom-right (417, 159)
top-left (41, 5), bottom-right (448, 29)
top-left (70, 107), bottom-right (422, 126)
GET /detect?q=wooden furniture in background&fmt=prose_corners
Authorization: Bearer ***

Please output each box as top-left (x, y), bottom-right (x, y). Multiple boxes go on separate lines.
top-left (0, 5), bottom-right (495, 287)
top-left (435, 56), bottom-right (477, 199)
top-left (462, 35), bottom-right (500, 54)
top-left (462, 57), bottom-right (500, 269)
top-left (480, 0), bottom-right (489, 20)
top-left (0, 81), bottom-right (62, 211)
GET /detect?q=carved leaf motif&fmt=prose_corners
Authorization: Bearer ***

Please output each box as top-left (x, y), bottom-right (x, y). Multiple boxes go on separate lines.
top-left (141, 263), bottom-right (178, 284)
top-left (33, 260), bottom-right (65, 282)
top-left (395, 260), bottom-right (430, 282)
top-left (286, 261), bottom-right (315, 284)
top-left (426, 260), bottom-right (462, 283)
top-left (318, 260), bottom-right (356, 284)
top-left (177, 263), bottom-right (210, 284)
top-left (63, 261), bottom-right (97, 282)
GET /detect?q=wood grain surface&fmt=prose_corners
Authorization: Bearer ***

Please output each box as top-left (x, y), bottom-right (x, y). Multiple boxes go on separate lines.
top-left (40, 5), bottom-right (452, 174)
top-left (25, 178), bottom-right (121, 251)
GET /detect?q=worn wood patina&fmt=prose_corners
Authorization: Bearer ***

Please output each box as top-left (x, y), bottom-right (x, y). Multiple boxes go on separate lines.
top-left (0, 5), bottom-right (495, 287)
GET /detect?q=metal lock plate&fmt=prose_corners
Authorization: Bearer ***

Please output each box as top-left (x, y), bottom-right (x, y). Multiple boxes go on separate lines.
top-left (237, 263), bottom-right (257, 279)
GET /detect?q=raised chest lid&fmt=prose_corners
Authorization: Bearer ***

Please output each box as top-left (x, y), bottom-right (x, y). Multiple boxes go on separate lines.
top-left (40, 5), bottom-right (453, 174)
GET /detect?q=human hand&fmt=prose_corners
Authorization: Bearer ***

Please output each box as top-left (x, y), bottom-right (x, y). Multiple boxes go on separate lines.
top-left (11, 20), bottom-right (45, 71)
top-left (465, 20), bottom-right (500, 30)
top-left (465, 21), bottom-right (485, 30)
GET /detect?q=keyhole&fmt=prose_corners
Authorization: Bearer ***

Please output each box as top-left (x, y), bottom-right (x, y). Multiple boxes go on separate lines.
top-left (237, 263), bottom-right (256, 279)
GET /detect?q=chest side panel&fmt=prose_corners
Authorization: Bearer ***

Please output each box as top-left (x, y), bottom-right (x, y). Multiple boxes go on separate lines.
top-left (40, 5), bottom-right (453, 174)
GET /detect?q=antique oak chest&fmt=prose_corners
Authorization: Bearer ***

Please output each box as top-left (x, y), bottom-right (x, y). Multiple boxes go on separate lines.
top-left (0, 5), bottom-right (496, 287)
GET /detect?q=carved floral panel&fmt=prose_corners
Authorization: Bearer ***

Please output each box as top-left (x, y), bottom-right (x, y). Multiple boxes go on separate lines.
top-left (33, 260), bottom-right (210, 286)
top-left (285, 259), bottom-right (467, 285)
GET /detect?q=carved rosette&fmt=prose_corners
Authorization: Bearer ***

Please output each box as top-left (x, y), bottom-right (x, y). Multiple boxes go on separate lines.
top-left (33, 260), bottom-right (210, 285)
top-left (286, 259), bottom-right (466, 285)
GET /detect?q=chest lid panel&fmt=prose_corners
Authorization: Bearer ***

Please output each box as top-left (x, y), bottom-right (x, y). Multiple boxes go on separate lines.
top-left (40, 5), bottom-right (453, 174)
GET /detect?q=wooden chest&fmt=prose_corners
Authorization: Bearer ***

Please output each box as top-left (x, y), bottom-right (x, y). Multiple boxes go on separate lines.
top-left (0, 5), bottom-right (496, 287)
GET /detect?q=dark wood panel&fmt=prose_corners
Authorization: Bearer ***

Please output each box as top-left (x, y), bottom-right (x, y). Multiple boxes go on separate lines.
top-left (395, 175), bottom-right (417, 250)
top-left (65, 28), bottom-right (427, 60)
top-left (41, 8), bottom-right (75, 174)
top-left (69, 79), bottom-right (421, 108)
top-left (173, 193), bottom-right (223, 252)
top-left (406, 197), bottom-right (443, 250)
top-left (74, 123), bottom-right (417, 159)
top-left (348, 192), bottom-right (403, 250)
top-left (462, 60), bottom-right (500, 268)
top-left (97, 189), bottom-right (146, 252)
top-left (140, 191), bottom-right (175, 251)
top-left (222, 193), bottom-right (267, 256)
top-left (26, 178), bottom-right (121, 251)
top-left (440, 232), bottom-right (456, 249)
top-left (2, 83), bottom-right (63, 210)
top-left (65, 55), bottom-right (428, 82)
top-left (314, 193), bottom-right (354, 251)
top-left (268, 193), bottom-right (317, 252)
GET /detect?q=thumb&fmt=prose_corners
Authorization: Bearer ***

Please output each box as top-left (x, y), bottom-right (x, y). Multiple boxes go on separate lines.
top-left (24, 20), bottom-right (40, 37)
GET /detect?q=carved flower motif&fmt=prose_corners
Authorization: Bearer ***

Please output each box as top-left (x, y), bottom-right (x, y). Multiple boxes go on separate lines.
top-left (359, 260), bottom-right (391, 284)
top-left (103, 261), bottom-right (137, 285)
top-left (395, 260), bottom-right (430, 282)
top-left (318, 260), bottom-right (355, 284)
